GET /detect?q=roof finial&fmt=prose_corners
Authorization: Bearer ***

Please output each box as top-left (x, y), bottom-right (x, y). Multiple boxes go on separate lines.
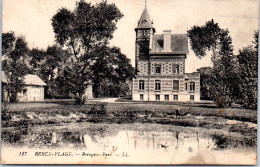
top-left (145, 0), bottom-right (147, 8)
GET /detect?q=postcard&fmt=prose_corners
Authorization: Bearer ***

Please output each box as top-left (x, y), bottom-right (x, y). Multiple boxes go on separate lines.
top-left (1, 0), bottom-right (258, 165)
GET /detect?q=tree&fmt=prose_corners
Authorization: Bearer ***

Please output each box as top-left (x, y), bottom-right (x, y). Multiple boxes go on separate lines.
top-left (187, 19), bottom-right (222, 61)
top-left (29, 48), bottom-right (45, 69)
top-left (253, 30), bottom-right (258, 50)
top-left (237, 30), bottom-right (258, 109)
top-left (2, 32), bottom-right (29, 102)
top-left (209, 29), bottom-right (237, 107)
top-left (2, 32), bottom-right (16, 56)
top-left (91, 46), bottom-right (135, 97)
top-left (188, 19), bottom-right (236, 107)
top-left (51, 0), bottom-right (123, 104)
top-left (38, 45), bottom-right (70, 98)
top-left (197, 67), bottom-right (213, 100)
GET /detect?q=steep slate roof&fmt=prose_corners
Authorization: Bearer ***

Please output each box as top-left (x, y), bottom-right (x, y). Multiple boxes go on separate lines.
top-left (2, 71), bottom-right (47, 86)
top-left (137, 5), bottom-right (153, 29)
top-left (150, 34), bottom-right (189, 54)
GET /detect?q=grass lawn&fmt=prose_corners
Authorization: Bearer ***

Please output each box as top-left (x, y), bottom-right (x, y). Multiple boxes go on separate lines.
top-left (1, 101), bottom-right (256, 129)
top-left (2, 101), bottom-right (257, 123)
top-left (3, 101), bottom-right (257, 121)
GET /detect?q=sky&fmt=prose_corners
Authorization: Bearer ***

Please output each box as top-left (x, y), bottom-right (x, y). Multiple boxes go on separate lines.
top-left (2, 0), bottom-right (259, 73)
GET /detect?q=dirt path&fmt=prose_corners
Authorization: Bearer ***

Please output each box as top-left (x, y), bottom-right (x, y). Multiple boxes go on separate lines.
top-left (89, 98), bottom-right (134, 103)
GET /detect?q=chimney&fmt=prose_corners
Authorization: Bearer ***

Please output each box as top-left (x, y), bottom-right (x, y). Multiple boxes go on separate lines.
top-left (163, 30), bottom-right (172, 52)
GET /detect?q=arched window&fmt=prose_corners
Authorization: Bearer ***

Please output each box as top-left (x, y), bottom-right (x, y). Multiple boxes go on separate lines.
top-left (155, 66), bottom-right (161, 74)
top-left (173, 64), bottom-right (179, 74)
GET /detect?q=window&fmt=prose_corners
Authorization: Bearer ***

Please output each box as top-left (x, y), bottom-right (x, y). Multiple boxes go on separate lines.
top-left (23, 89), bottom-right (27, 94)
top-left (155, 66), bottom-right (161, 74)
top-left (190, 95), bottom-right (194, 101)
top-left (140, 94), bottom-right (144, 100)
top-left (156, 95), bottom-right (160, 100)
top-left (173, 64), bottom-right (179, 74)
top-left (139, 80), bottom-right (145, 90)
top-left (165, 95), bottom-right (169, 101)
top-left (190, 82), bottom-right (195, 92)
top-left (185, 83), bottom-right (188, 91)
top-left (173, 80), bottom-right (179, 91)
top-left (174, 95), bottom-right (178, 101)
top-left (155, 80), bottom-right (161, 91)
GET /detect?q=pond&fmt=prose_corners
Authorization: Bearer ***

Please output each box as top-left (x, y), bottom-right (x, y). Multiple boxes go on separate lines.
top-left (1, 123), bottom-right (256, 164)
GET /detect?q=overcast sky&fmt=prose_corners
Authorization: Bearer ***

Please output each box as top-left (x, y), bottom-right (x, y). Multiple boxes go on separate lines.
top-left (3, 0), bottom-right (259, 72)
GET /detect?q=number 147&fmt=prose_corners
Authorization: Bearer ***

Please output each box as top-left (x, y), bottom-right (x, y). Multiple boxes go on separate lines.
top-left (19, 152), bottom-right (27, 156)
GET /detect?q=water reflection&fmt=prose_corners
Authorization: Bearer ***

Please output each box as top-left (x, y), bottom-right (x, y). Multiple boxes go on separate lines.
top-left (1, 123), bottom-right (256, 164)
top-left (2, 123), bottom-right (217, 154)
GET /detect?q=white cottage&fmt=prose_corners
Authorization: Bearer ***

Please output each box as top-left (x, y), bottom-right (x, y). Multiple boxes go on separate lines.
top-left (2, 72), bottom-right (47, 102)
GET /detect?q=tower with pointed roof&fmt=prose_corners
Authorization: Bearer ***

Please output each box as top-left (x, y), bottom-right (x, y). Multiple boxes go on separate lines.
top-left (134, 2), bottom-right (155, 73)
top-left (132, 2), bottom-right (200, 102)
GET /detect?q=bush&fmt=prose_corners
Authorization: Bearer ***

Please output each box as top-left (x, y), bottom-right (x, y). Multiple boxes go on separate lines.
top-left (88, 103), bottom-right (107, 116)
top-left (1, 103), bottom-right (11, 121)
top-left (211, 133), bottom-right (229, 149)
top-left (215, 96), bottom-right (227, 108)
top-left (75, 96), bottom-right (86, 105)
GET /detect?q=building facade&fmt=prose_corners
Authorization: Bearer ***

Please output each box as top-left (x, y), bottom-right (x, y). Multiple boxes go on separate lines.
top-left (132, 4), bottom-right (200, 101)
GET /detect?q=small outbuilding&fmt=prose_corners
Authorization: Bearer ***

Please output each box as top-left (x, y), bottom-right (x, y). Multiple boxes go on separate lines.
top-left (2, 72), bottom-right (47, 102)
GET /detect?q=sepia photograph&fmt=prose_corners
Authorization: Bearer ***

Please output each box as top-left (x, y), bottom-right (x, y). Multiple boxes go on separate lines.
top-left (1, 0), bottom-right (258, 165)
